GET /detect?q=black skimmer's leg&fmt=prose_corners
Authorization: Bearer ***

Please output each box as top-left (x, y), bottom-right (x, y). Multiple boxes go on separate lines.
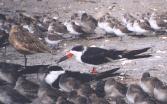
top-left (90, 67), bottom-right (97, 75)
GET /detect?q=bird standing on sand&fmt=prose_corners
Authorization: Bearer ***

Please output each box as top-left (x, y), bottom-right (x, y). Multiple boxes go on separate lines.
top-left (9, 25), bottom-right (51, 68)
top-left (57, 45), bottom-right (151, 73)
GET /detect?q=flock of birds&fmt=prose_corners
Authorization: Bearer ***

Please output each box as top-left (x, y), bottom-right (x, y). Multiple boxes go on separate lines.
top-left (0, 10), bottom-right (167, 104)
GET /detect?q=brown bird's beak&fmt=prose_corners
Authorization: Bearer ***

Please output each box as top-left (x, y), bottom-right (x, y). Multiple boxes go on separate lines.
top-left (56, 51), bottom-right (73, 63)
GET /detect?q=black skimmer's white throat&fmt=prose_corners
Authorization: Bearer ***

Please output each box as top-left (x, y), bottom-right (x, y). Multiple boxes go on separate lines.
top-left (57, 45), bottom-right (151, 72)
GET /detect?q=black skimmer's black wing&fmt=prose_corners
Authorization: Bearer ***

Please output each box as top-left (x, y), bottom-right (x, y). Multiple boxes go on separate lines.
top-left (81, 47), bottom-right (112, 65)
top-left (81, 47), bottom-right (151, 65)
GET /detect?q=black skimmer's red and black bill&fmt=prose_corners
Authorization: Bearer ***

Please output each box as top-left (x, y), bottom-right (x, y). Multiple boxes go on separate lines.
top-left (57, 45), bottom-right (151, 71)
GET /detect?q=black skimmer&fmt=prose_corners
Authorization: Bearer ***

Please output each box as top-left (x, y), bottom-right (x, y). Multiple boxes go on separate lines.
top-left (57, 45), bottom-right (151, 72)
top-left (44, 66), bottom-right (120, 91)
top-left (140, 72), bottom-right (162, 96)
top-left (154, 79), bottom-right (167, 103)
top-left (126, 84), bottom-right (154, 104)
top-left (47, 19), bottom-right (68, 35)
top-left (104, 78), bottom-right (127, 98)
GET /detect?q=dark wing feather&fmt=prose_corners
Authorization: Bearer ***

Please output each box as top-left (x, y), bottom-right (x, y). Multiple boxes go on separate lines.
top-left (81, 47), bottom-right (110, 65)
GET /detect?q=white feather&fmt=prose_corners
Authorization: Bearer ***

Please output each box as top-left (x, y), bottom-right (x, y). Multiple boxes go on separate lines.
top-left (45, 71), bottom-right (65, 85)
top-left (98, 22), bottom-right (114, 33)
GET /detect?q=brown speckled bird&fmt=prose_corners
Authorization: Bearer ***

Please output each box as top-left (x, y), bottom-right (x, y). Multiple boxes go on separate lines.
top-left (9, 25), bottom-right (51, 67)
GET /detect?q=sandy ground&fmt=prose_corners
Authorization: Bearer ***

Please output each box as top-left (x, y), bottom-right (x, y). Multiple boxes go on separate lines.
top-left (1, 0), bottom-right (167, 84)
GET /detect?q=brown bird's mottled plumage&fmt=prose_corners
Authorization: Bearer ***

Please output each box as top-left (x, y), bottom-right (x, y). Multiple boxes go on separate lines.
top-left (9, 25), bottom-right (51, 67)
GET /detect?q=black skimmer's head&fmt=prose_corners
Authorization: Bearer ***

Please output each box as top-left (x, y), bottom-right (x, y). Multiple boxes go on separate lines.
top-left (57, 45), bottom-right (86, 63)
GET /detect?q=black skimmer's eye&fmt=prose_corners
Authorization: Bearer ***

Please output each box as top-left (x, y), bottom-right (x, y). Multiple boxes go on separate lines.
top-left (56, 51), bottom-right (73, 63)
top-left (71, 45), bottom-right (84, 52)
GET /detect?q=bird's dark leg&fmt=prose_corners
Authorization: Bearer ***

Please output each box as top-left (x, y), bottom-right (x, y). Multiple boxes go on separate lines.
top-left (24, 55), bottom-right (27, 68)
top-left (91, 67), bottom-right (97, 75)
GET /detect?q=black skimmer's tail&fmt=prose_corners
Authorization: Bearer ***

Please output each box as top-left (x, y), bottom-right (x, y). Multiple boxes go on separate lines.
top-left (108, 47), bottom-right (151, 60)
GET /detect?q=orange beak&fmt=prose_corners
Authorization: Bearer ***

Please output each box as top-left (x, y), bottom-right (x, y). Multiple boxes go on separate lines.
top-left (56, 51), bottom-right (73, 63)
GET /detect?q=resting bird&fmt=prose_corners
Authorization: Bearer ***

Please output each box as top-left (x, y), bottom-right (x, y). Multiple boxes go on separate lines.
top-left (9, 25), bottom-right (51, 67)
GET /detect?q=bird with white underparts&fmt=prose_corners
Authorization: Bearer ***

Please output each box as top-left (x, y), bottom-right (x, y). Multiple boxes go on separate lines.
top-left (56, 45), bottom-right (151, 73)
